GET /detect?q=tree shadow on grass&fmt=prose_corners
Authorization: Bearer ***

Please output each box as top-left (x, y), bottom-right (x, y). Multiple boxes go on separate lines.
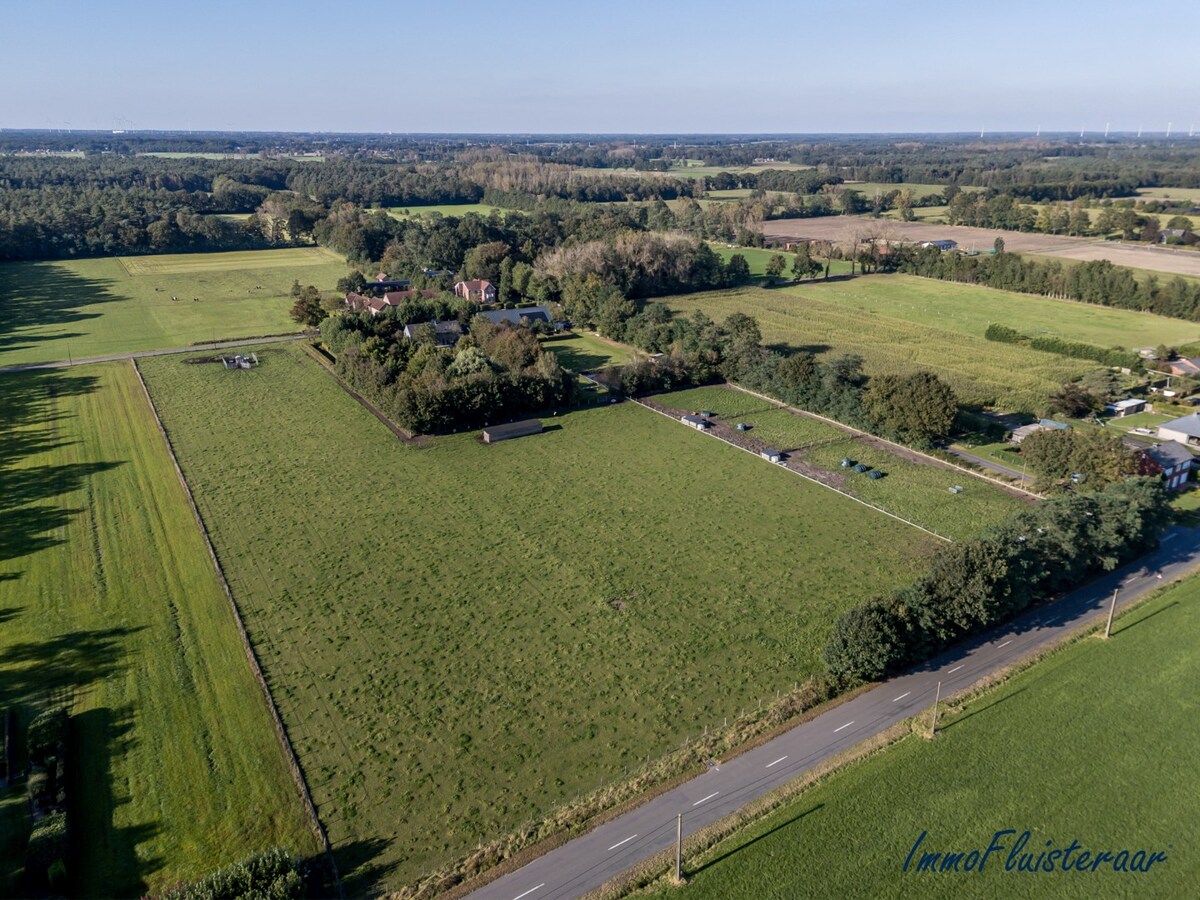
top-left (70, 706), bottom-right (161, 897)
top-left (0, 261), bottom-right (124, 363)
top-left (334, 838), bottom-right (400, 899)
top-left (689, 803), bottom-right (825, 876)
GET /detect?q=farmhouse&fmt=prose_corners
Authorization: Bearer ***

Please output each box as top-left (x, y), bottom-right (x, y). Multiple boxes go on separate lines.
top-left (479, 306), bottom-right (552, 327)
top-left (403, 320), bottom-right (463, 347)
top-left (454, 279), bottom-right (497, 304)
top-left (346, 289), bottom-right (438, 315)
top-left (1140, 441), bottom-right (1194, 491)
top-left (482, 419), bottom-right (543, 443)
top-left (1163, 357), bottom-right (1200, 378)
top-left (1157, 411), bottom-right (1200, 446)
top-left (681, 414), bottom-right (711, 430)
top-left (920, 239), bottom-right (958, 251)
top-left (1106, 398), bottom-right (1147, 418)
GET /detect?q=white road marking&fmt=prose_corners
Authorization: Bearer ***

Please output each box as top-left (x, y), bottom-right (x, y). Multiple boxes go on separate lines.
top-left (833, 721), bottom-right (855, 733)
top-left (947, 665), bottom-right (963, 674)
top-left (607, 834), bottom-right (638, 851)
top-left (693, 791), bottom-right (720, 806)
top-left (892, 691), bottom-right (911, 702)
top-left (1045, 617), bottom-right (1060, 626)
top-left (765, 756), bottom-right (788, 768)
top-left (997, 640), bottom-right (1012, 649)
top-left (1163, 533), bottom-right (1178, 543)
top-left (512, 884), bottom-right (545, 900)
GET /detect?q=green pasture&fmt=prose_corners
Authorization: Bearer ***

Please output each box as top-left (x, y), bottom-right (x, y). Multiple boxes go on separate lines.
top-left (541, 331), bottom-right (631, 371)
top-left (781, 274), bottom-right (1200, 348)
top-left (139, 343), bottom-right (939, 890)
top-left (0, 361), bottom-right (316, 896)
top-left (0, 248), bottom-right (348, 366)
top-left (664, 284), bottom-right (1091, 412)
top-left (385, 203), bottom-right (507, 219)
top-left (659, 576), bottom-right (1200, 898)
top-left (1136, 186), bottom-right (1200, 201)
top-left (842, 182), bottom-right (951, 199)
top-left (708, 244), bottom-right (853, 278)
top-left (655, 387), bottom-right (1023, 540)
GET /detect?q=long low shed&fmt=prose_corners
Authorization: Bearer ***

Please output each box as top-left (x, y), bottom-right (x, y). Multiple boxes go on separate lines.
top-left (482, 419), bottom-right (544, 443)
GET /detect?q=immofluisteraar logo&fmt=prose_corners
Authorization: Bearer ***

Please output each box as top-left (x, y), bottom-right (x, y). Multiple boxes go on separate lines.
top-left (904, 830), bottom-right (1168, 875)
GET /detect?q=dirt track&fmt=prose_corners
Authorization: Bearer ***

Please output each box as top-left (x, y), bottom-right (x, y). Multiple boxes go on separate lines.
top-left (760, 218), bottom-right (1200, 278)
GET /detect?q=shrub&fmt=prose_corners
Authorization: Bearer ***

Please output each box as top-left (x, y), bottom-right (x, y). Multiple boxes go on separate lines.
top-left (25, 812), bottom-right (68, 887)
top-left (153, 848), bottom-right (305, 900)
top-left (824, 598), bottom-right (908, 681)
top-left (26, 708), bottom-right (67, 767)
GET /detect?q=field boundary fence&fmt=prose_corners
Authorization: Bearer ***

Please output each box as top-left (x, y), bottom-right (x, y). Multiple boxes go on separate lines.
top-left (131, 358), bottom-right (343, 896)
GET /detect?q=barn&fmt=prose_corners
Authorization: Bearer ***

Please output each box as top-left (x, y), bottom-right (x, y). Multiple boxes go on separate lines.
top-left (482, 419), bottom-right (544, 443)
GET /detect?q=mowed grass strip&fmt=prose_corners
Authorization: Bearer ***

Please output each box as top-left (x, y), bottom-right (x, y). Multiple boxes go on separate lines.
top-left (117, 247), bottom-right (342, 276)
top-left (665, 285), bottom-right (1090, 411)
top-left (0, 361), bottom-right (317, 896)
top-left (655, 388), bottom-right (1023, 540)
top-left (659, 576), bottom-right (1200, 899)
top-left (139, 343), bottom-right (938, 890)
top-left (0, 248), bottom-right (349, 367)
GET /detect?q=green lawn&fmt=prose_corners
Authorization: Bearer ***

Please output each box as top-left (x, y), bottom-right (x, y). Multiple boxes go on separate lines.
top-left (541, 331), bottom-right (632, 371)
top-left (658, 576), bottom-right (1200, 898)
top-left (385, 203), bottom-right (507, 218)
top-left (655, 387), bottom-right (1024, 540)
top-left (664, 284), bottom-right (1092, 412)
top-left (138, 343), bottom-right (940, 891)
top-left (0, 361), bottom-right (316, 896)
top-left (0, 248), bottom-right (349, 366)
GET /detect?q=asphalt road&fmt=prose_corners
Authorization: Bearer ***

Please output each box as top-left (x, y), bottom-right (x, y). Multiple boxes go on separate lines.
top-left (0, 333), bottom-right (306, 373)
top-left (944, 445), bottom-right (1034, 484)
top-left (469, 526), bottom-right (1200, 900)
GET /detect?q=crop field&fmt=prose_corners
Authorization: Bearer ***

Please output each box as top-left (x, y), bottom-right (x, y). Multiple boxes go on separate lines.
top-left (663, 285), bottom-right (1091, 411)
top-left (0, 248), bottom-right (349, 366)
top-left (138, 343), bottom-right (939, 890)
top-left (660, 576), bottom-right (1200, 898)
top-left (655, 386), bottom-right (1024, 540)
top-left (0, 361), bottom-right (316, 896)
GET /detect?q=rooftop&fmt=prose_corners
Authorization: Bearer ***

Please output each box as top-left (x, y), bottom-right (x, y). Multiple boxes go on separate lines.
top-left (1159, 411), bottom-right (1200, 438)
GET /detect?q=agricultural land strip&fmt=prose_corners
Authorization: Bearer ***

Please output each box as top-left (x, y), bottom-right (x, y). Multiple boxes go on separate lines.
top-left (760, 218), bottom-right (1200, 278)
top-left (138, 342), bottom-right (939, 890)
top-left (0, 248), bottom-right (347, 367)
top-left (0, 361), bottom-right (317, 896)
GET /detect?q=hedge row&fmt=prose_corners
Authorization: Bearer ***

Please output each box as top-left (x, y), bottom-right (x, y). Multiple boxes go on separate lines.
top-left (823, 478), bottom-right (1171, 682)
top-left (25, 708), bottom-right (70, 892)
top-left (153, 848), bottom-right (305, 900)
top-left (983, 323), bottom-right (1140, 368)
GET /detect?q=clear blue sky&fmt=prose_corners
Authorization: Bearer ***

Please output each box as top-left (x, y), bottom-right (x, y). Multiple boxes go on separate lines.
top-left (4, 1), bottom-right (1195, 134)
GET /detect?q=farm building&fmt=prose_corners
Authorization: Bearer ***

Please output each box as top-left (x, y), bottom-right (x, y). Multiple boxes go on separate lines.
top-left (346, 288), bottom-right (438, 315)
top-left (681, 414), bottom-right (711, 431)
top-left (403, 319), bottom-right (463, 347)
top-left (1163, 357), bottom-right (1200, 377)
top-left (482, 419), bottom-right (543, 443)
top-left (760, 448), bottom-right (784, 463)
top-left (1105, 398), bottom-right (1147, 418)
top-left (1140, 441), bottom-right (1195, 491)
top-left (1010, 423), bottom-right (1051, 444)
top-left (361, 275), bottom-right (412, 295)
top-left (479, 306), bottom-right (552, 327)
top-left (454, 279), bottom-right (498, 304)
top-left (1157, 411), bottom-right (1200, 446)
top-left (920, 239), bottom-right (958, 251)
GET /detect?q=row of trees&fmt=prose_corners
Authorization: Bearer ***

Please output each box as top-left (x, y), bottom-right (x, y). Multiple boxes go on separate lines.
top-left (825, 478), bottom-right (1171, 682)
top-left (945, 191), bottom-right (1196, 242)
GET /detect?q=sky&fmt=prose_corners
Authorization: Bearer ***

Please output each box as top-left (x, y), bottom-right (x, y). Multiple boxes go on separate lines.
top-left (3, 0), bottom-right (1196, 134)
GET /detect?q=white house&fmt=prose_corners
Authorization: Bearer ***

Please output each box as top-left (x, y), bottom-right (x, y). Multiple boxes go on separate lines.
top-left (1157, 412), bottom-right (1200, 446)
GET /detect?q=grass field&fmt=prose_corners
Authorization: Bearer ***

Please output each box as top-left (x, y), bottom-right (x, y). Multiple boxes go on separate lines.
top-left (657, 576), bottom-right (1200, 898)
top-left (139, 343), bottom-right (940, 890)
top-left (842, 182), bottom-right (952, 199)
top-left (0, 248), bottom-right (349, 366)
top-left (708, 245), bottom-right (853, 278)
top-left (663, 284), bottom-right (1090, 411)
top-left (1136, 186), bottom-right (1200, 201)
top-left (385, 203), bottom-right (507, 218)
top-left (541, 331), bottom-right (631, 370)
top-left (0, 361), bottom-right (316, 896)
top-left (656, 386), bottom-right (1023, 540)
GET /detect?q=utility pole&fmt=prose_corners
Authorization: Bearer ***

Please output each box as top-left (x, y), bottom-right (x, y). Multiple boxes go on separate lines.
top-left (674, 813), bottom-right (683, 884)
top-left (929, 681), bottom-right (942, 739)
top-left (1104, 587), bottom-right (1119, 639)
